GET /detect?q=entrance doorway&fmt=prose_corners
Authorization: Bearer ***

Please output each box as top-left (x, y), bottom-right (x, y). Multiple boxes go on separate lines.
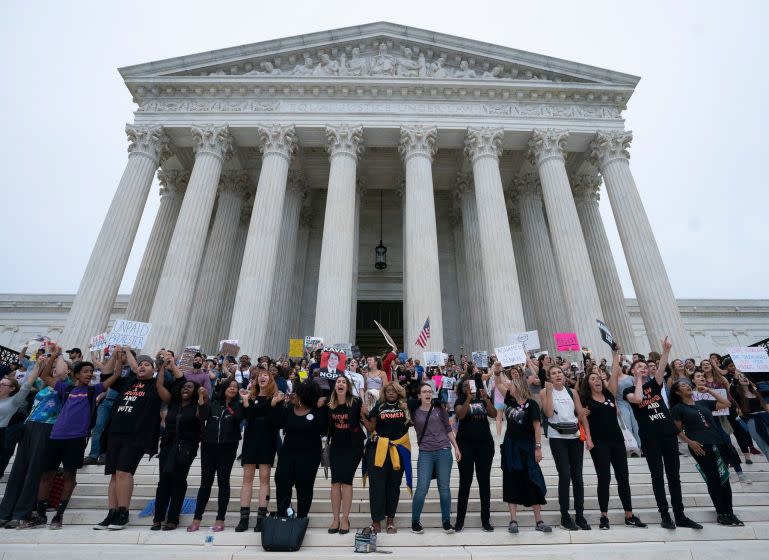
top-left (355, 301), bottom-right (403, 357)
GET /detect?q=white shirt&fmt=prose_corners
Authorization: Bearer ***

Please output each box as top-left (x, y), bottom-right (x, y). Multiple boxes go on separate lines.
top-left (548, 387), bottom-right (579, 440)
top-left (235, 367), bottom-right (250, 385)
top-left (345, 371), bottom-right (365, 397)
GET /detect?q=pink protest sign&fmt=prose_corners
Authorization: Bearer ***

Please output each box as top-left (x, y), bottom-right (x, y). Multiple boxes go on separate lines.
top-left (554, 332), bottom-right (580, 352)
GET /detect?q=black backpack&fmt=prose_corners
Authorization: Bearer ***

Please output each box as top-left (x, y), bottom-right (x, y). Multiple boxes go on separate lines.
top-left (63, 385), bottom-right (99, 436)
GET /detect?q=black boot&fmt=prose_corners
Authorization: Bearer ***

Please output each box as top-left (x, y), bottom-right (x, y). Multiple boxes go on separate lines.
top-left (235, 507), bottom-right (250, 532)
top-left (254, 507), bottom-right (268, 532)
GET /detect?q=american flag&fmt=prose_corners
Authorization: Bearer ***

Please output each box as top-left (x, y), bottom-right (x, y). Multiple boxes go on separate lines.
top-left (415, 317), bottom-right (431, 348)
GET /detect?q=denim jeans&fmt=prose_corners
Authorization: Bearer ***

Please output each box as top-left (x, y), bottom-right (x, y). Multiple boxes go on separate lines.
top-left (87, 389), bottom-right (118, 458)
top-left (746, 415), bottom-right (769, 459)
top-left (412, 447), bottom-right (453, 523)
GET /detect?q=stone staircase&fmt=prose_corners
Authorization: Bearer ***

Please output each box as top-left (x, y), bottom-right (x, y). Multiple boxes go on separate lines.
top-left (1, 428), bottom-right (768, 559)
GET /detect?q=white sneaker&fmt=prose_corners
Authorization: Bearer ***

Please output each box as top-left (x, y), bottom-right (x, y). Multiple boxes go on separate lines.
top-left (738, 472), bottom-right (752, 484)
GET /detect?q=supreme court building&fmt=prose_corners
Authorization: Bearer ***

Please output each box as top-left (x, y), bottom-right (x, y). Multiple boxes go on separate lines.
top-left (57, 22), bottom-right (700, 360)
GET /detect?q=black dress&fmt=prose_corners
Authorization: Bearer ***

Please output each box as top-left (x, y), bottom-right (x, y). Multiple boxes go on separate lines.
top-left (501, 396), bottom-right (547, 507)
top-left (328, 398), bottom-right (365, 484)
top-left (241, 395), bottom-right (280, 466)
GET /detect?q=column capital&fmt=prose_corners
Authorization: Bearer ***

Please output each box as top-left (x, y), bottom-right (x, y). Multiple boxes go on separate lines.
top-left (528, 128), bottom-right (569, 166)
top-left (589, 130), bottom-right (633, 169)
top-left (257, 124), bottom-right (298, 161)
top-left (464, 127), bottom-right (504, 163)
top-left (191, 124), bottom-right (235, 161)
top-left (157, 169), bottom-right (189, 198)
top-left (126, 124), bottom-right (171, 165)
top-left (326, 124), bottom-right (364, 160)
top-left (287, 169), bottom-right (309, 198)
top-left (572, 173), bottom-right (602, 205)
top-left (219, 170), bottom-right (251, 198)
top-left (511, 172), bottom-right (541, 200)
top-left (399, 125), bottom-right (437, 162)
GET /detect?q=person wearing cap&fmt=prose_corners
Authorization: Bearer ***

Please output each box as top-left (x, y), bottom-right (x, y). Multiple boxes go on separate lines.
top-left (94, 349), bottom-right (185, 530)
top-left (184, 353), bottom-right (212, 394)
top-left (65, 348), bottom-right (83, 367)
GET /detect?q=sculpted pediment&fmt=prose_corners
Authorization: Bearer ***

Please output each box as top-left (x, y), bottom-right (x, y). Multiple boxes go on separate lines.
top-left (120, 22), bottom-right (638, 88)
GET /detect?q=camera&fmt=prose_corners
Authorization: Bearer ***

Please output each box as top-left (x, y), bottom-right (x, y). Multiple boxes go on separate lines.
top-left (474, 373), bottom-right (483, 391)
top-left (431, 397), bottom-right (443, 408)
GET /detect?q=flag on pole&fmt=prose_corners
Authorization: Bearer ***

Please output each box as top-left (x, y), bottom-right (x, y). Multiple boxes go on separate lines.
top-left (415, 317), bottom-right (431, 348)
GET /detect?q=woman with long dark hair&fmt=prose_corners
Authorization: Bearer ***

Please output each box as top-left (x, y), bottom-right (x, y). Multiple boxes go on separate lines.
top-left (731, 372), bottom-right (769, 458)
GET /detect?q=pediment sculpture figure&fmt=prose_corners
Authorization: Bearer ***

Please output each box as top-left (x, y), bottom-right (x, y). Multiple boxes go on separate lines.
top-left (314, 53), bottom-right (340, 76)
top-left (429, 56), bottom-right (449, 78)
top-left (454, 60), bottom-right (477, 79)
top-left (370, 42), bottom-right (397, 76)
top-left (395, 47), bottom-right (422, 77)
top-left (292, 57), bottom-right (315, 76)
top-left (246, 61), bottom-right (282, 75)
top-left (344, 47), bottom-right (368, 76)
top-left (482, 65), bottom-right (504, 79)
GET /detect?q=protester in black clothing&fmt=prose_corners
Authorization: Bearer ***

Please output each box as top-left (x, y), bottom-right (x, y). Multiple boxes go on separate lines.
top-left (327, 376), bottom-right (365, 534)
top-left (274, 380), bottom-right (328, 518)
top-left (579, 348), bottom-right (645, 530)
top-left (188, 378), bottom-right (243, 532)
top-left (670, 379), bottom-right (743, 526)
top-left (236, 366), bottom-right (282, 532)
top-left (150, 380), bottom-right (208, 531)
top-left (453, 373), bottom-right (497, 533)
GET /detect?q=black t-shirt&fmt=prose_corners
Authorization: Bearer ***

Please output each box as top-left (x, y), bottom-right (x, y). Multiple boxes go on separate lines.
top-left (163, 401), bottom-right (206, 446)
top-left (671, 400), bottom-right (722, 445)
top-left (585, 391), bottom-right (623, 443)
top-left (313, 368), bottom-right (341, 397)
top-left (503, 395), bottom-right (540, 441)
top-left (109, 377), bottom-right (162, 435)
top-left (368, 400), bottom-right (409, 440)
top-left (277, 405), bottom-right (328, 456)
top-left (622, 378), bottom-right (677, 439)
top-left (455, 395), bottom-right (493, 442)
top-left (328, 398), bottom-right (365, 448)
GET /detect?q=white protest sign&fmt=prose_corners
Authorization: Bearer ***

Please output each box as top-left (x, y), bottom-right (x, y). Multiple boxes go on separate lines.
top-left (89, 332), bottom-right (109, 352)
top-left (511, 330), bottom-right (540, 351)
top-left (693, 388), bottom-right (730, 417)
top-left (495, 343), bottom-right (527, 367)
top-left (105, 320), bottom-right (152, 350)
top-left (727, 347), bottom-right (769, 373)
top-left (471, 351), bottom-right (489, 369)
top-left (423, 351), bottom-right (446, 366)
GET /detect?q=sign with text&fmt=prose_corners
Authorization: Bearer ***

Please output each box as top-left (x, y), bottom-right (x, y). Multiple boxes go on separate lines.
top-left (495, 343), bottom-right (527, 367)
top-left (178, 345), bottom-right (201, 375)
top-left (288, 339), bottom-right (304, 358)
top-left (727, 347), bottom-right (769, 373)
top-left (304, 336), bottom-right (324, 354)
top-left (693, 388), bottom-right (730, 417)
top-left (554, 332), bottom-right (580, 352)
top-left (332, 342), bottom-right (353, 357)
top-left (106, 320), bottom-right (152, 350)
top-left (511, 330), bottom-right (540, 351)
top-left (219, 340), bottom-right (240, 358)
top-left (423, 352), bottom-right (446, 367)
top-left (89, 332), bottom-right (109, 353)
top-left (596, 320), bottom-right (618, 351)
top-left (471, 351), bottom-right (489, 369)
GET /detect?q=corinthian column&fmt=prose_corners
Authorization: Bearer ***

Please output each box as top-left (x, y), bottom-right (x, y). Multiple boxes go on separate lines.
top-left (350, 177), bottom-right (367, 343)
top-left (185, 171), bottom-right (249, 352)
top-left (265, 170), bottom-right (308, 355)
top-left (512, 172), bottom-right (568, 352)
top-left (454, 173), bottom-right (488, 350)
top-left (465, 127), bottom-right (526, 348)
top-left (61, 124), bottom-right (170, 348)
top-left (125, 169), bottom-right (188, 322)
top-left (506, 205), bottom-right (537, 334)
top-left (289, 204), bottom-right (313, 338)
top-left (572, 172), bottom-right (636, 350)
top-left (449, 207), bottom-right (472, 350)
top-left (220, 198), bottom-right (252, 344)
top-left (143, 125), bottom-right (233, 353)
top-left (529, 129), bottom-right (604, 356)
top-left (229, 125), bottom-right (298, 355)
top-left (313, 125), bottom-right (364, 345)
top-left (398, 126), bottom-right (444, 357)
top-left (590, 131), bottom-right (692, 355)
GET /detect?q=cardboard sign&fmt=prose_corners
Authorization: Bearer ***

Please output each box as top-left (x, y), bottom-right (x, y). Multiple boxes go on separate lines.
top-left (178, 345), bottom-right (200, 375)
top-left (596, 320), bottom-right (618, 351)
top-left (511, 330), bottom-right (540, 351)
top-left (423, 352), bottom-right (446, 366)
top-left (471, 351), bottom-right (489, 369)
top-left (374, 320), bottom-right (397, 351)
top-left (727, 347), bottom-right (769, 373)
top-left (554, 332), bottom-right (580, 352)
top-left (304, 336), bottom-right (324, 354)
top-left (106, 320), bottom-right (152, 350)
top-left (220, 341), bottom-right (240, 359)
top-left (288, 338), bottom-right (304, 358)
top-left (495, 344), bottom-right (527, 367)
top-left (89, 332), bottom-right (109, 353)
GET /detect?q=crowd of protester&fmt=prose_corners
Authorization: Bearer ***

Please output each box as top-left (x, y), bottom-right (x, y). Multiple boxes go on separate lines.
top-left (0, 336), bottom-right (767, 536)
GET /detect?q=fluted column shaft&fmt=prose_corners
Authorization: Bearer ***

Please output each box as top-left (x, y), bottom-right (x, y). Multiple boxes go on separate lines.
top-left (508, 209), bottom-right (537, 333)
top-left (229, 125), bottom-right (298, 356)
top-left (514, 174), bottom-right (568, 353)
top-left (529, 129), bottom-right (605, 357)
top-left (125, 170), bottom-right (188, 322)
top-left (573, 174), bottom-right (636, 350)
top-left (185, 172), bottom-right (248, 353)
top-left (313, 125), bottom-right (364, 345)
top-left (289, 210), bottom-right (313, 339)
top-left (144, 125), bottom-right (233, 353)
top-left (350, 179), bottom-right (366, 344)
top-left (455, 176), bottom-right (487, 351)
top-left (450, 212), bottom-right (472, 350)
top-left (62, 125), bottom-right (170, 348)
top-left (400, 126), bottom-right (444, 357)
top-left (220, 214), bottom-right (249, 346)
top-left (591, 131), bottom-right (692, 355)
top-left (465, 128), bottom-right (526, 349)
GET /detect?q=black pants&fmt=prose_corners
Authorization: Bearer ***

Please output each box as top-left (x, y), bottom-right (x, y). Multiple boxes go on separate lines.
top-left (367, 447), bottom-right (404, 522)
top-left (728, 413), bottom-right (753, 452)
top-left (589, 439), bottom-right (632, 513)
top-left (693, 443), bottom-right (733, 515)
top-left (549, 437), bottom-right (584, 517)
top-left (0, 424), bottom-right (22, 477)
top-left (194, 441), bottom-right (238, 520)
top-left (642, 434), bottom-right (684, 516)
top-left (154, 461), bottom-right (194, 524)
top-left (455, 437), bottom-right (494, 524)
top-left (0, 423), bottom-right (53, 521)
top-left (275, 451), bottom-right (320, 518)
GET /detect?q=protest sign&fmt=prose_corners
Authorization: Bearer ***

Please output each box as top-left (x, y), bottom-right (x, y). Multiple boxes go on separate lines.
top-left (106, 320), bottom-right (152, 350)
top-left (596, 320), bottom-right (618, 351)
top-left (727, 347), bottom-right (769, 373)
top-left (423, 352), bottom-right (446, 366)
top-left (304, 336), bottom-right (324, 354)
top-left (693, 387), bottom-right (730, 416)
top-left (178, 345), bottom-right (200, 375)
top-left (511, 330), bottom-right (540, 351)
top-left (374, 320), bottom-right (397, 351)
top-left (332, 342), bottom-right (353, 357)
top-left (495, 344), bottom-right (527, 367)
top-left (89, 332), bottom-right (109, 353)
top-left (471, 351), bottom-right (489, 369)
top-left (0, 345), bottom-right (20, 368)
top-left (320, 349), bottom-right (347, 373)
top-left (219, 340), bottom-right (240, 358)
top-left (554, 332), bottom-right (580, 352)
top-left (288, 339), bottom-right (304, 358)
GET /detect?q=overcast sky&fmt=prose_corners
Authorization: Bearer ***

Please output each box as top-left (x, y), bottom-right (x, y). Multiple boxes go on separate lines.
top-left (1, 0), bottom-right (767, 299)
